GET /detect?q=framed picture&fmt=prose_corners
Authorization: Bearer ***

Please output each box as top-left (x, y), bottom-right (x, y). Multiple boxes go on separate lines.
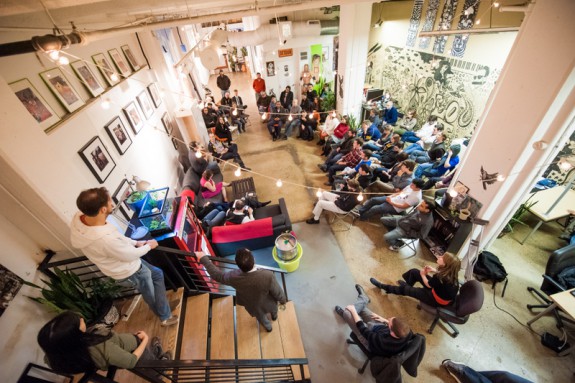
top-left (112, 178), bottom-right (134, 220)
top-left (70, 60), bottom-right (104, 97)
top-left (171, 137), bottom-right (179, 150)
top-left (108, 48), bottom-right (131, 77)
top-left (161, 112), bottom-right (174, 135)
top-left (123, 101), bottom-right (144, 134)
top-left (147, 82), bottom-right (162, 108)
top-left (137, 90), bottom-right (154, 119)
top-left (39, 68), bottom-right (84, 113)
top-left (10, 78), bottom-right (60, 130)
top-left (266, 61), bottom-right (275, 77)
top-left (0, 263), bottom-right (24, 318)
top-left (121, 45), bottom-right (141, 71)
top-left (78, 136), bottom-right (116, 183)
top-left (104, 116), bottom-right (132, 154)
top-left (92, 53), bottom-right (119, 87)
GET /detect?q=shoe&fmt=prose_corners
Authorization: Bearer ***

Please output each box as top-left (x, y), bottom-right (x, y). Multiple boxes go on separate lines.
top-left (259, 201), bottom-right (271, 207)
top-left (397, 280), bottom-right (407, 287)
top-left (272, 136), bottom-right (277, 141)
top-left (169, 299), bottom-right (181, 312)
top-left (264, 324), bottom-right (273, 332)
top-left (370, 277), bottom-right (384, 289)
top-left (151, 336), bottom-right (163, 358)
top-left (159, 350), bottom-right (173, 360)
top-left (355, 284), bottom-right (370, 302)
top-left (441, 359), bottom-right (466, 383)
top-left (389, 245), bottom-right (401, 251)
top-left (334, 305), bottom-right (344, 317)
top-left (242, 167), bottom-right (252, 171)
top-left (271, 312), bottom-right (278, 321)
top-left (161, 315), bottom-right (178, 327)
top-left (306, 218), bottom-right (320, 224)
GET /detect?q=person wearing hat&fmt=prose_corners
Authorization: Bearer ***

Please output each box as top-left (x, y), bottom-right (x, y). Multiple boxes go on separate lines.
top-left (216, 69), bottom-right (231, 99)
top-left (414, 144), bottom-right (461, 179)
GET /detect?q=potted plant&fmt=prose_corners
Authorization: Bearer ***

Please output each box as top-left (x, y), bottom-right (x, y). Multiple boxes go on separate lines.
top-left (24, 267), bottom-right (122, 329)
top-left (125, 190), bottom-right (147, 212)
top-left (497, 195), bottom-right (537, 238)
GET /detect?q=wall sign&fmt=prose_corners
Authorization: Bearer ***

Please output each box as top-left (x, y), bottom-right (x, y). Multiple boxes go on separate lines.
top-left (278, 49), bottom-right (293, 58)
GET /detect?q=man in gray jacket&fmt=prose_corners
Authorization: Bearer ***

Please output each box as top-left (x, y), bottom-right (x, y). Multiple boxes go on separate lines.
top-left (196, 248), bottom-right (286, 332)
top-left (381, 199), bottom-right (435, 251)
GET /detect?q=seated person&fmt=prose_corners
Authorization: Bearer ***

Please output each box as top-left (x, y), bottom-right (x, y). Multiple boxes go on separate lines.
top-left (370, 251), bottom-right (460, 308)
top-left (279, 86), bottom-right (293, 109)
top-left (230, 101), bottom-right (246, 133)
top-left (326, 139), bottom-right (364, 186)
top-left (393, 108), bottom-right (418, 136)
top-left (422, 167), bottom-right (455, 190)
top-left (441, 359), bottom-right (535, 383)
top-left (317, 111), bottom-right (339, 145)
top-left (372, 141), bottom-right (405, 168)
top-left (207, 132), bottom-right (250, 170)
top-left (402, 115), bottom-right (438, 143)
top-left (318, 130), bottom-right (356, 172)
top-left (403, 124), bottom-right (444, 156)
top-left (306, 179), bottom-right (361, 224)
top-left (336, 150), bottom-right (372, 177)
top-left (268, 100), bottom-right (287, 141)
top-left (379, 124), bottom-right (394, 144)
top-left (414, 144), bottom-right (460, 179)
top-left (200, 169), bottom-right (229, 201)
top-left (298, 111), bottom-right (317, 141)
top-left (366, 159), bottom-right (416, 195)
top-left (232, 89), bottom-right (246, 109)
top-left (334, 284), bottom-right (412, 357)
top-left (325, 115), bottom-right (350, 147)
top-left (356, 120), bottom-right (382, 142)
top-left (358, 178), bottom-right (424, 220)
top-left (202, 106), bottom-right (218, 129)
top-left (300, 94), bottom-right (313, 113)
top-left (371, 152), bottom-right (408, 184)
top-left (215, 116), bottom-right (233, 143)
top-left (225, 199), bottom-right (255, 224)
top-left (382, 100), bottom-right (398, 126)
top-left (218, 91), bottom-right (233, 113)
top-left (334, 163), bottom-right (373, 190)
top-left (378, 199), bottom-right (435, 251)
top-left (282, 99), bottom-right (303, 139)
top-left (368, 109), bottom-right (381, 130)
top-left (306, 84), bottom-right (318, 103)
top-left (192, 201), bottom-right (228, 231)
top-left (257, 91), bottom-right (272, 116)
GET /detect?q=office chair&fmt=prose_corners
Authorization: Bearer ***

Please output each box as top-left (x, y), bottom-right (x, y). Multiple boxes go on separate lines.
top-left (527, 243), bottom-right (575, 327)
top-left (417, 279), bottom-right (484, 338)
top-left (346, 332), bottom-right (426, 383)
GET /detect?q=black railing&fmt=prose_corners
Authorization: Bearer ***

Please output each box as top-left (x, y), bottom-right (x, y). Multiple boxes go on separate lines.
top-left (156, 246), bottom-right (289, 301)
top-left (130, 358), bottom-right (309, 383)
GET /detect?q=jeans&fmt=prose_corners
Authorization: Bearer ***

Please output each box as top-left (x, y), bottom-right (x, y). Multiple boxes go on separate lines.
top-left (445, 363), bottom-right (534, 383)
top-left (410, 150), bottom-right (430, 164)
top-left (381, 215), bottom-right (409, 247)
top-left (118, 259), bottom-right (171, 321)
top-left (402, 131), bottom-right (419, 143)
top-left (414, 163), bottom-right (446, 178)
top-left (284, 119), bottom-right (301, 137)
top-left (403, 143), bottom-right (423, 154)
top-left (358, 196), bottom-right (398, 219)
top-left (203, 210), bottom-right (226, 227)
top-left (340, 290), bottom-right (375, 350)
top-left (362, 142), bottom-right (381, 152)
top-left (312, 191), bottom-right (346, 220)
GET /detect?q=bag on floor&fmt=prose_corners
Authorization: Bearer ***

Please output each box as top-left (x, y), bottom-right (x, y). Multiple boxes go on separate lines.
top-left (473, 251), bottom-right (508, 283)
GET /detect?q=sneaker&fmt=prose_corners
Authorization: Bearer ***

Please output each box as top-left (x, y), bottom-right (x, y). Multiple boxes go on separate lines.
top-left (355, 284), bottom-right (370, 303)
top-left (441, 359), bottom-right (466, 383)
top-left (306, 218), bottom-right (320, 224)
top-left (169, 299), bottom-right (181, 312)
top-left (159, 350), bottom-right (172, 360)
top-left (271, 312), bottom-right (278, 321)
top-left (370, 277), bottom-right (383, 289)
top-left (334, 305), bottom-right (345, 317)
top-left (397, 280), bottom-right (407, 287)
top-left (161, 315), bottom-right (178, 327)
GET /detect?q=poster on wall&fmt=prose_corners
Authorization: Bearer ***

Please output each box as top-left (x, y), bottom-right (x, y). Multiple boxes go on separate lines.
top-left (92, 53), bottom-right (120, 87)
top-left (10, 78), bottom-right (60, 130)
top-left (266, 61), bottom-right (275, 77)
top-left (310, 44), bottom-right (323, 84)
top-left (70, 61), bottom-right (105, 98)
top-left (40, 68), bottom-right (85, 113)
top-left (108, 48), bottom-right (132, 77)
top-left (104, 116), bottom-right (132, 155)
top-left (78, 136), bottom-right (116, 183)
top-left (0, 264), bottom-right (23, 318)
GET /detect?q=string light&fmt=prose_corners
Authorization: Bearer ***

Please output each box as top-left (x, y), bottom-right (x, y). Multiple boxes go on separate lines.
top-left (276, 179), bottom-right (283, 187)
top-left (493, 1), bottom-right (500, 7)
top-left (357, 193), bottom-right (364, 202)
top-left (110, 73), bottom-right (119, 82)
top-left (309, 113), bottom-right (314, 119)
top-left (101, 97), bottom-right (111, 109)
top-left (316, 189), bottom-right (322, 198)
top-left (559, 159), bottom-right (573, 171)
top-left (261, 112), bottom-right (267, 120)
top-left (48, 50), bottom-right (59, 60)
top-left (234, 167), bottom-right (242, 177)
top-left (57, 56), bottom-right (69, 65)
top-left (449, 189), bottom-right (458, 197)
top-left (475, 19), bottom-right (481, 25)
top-left (232, 108), bottom-right (238, 116)
top-left (195, 150), bottom-right (202, 158)
top-left (496, 174), bottom-right (506, 182)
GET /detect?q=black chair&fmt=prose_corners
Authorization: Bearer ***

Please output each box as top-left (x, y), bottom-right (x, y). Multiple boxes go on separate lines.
top-left (346, 332), bottom-right (426, 383)
top-left (527, 243), bottom-right (575, 327)
top-left (417, 279), bottom-right (484, 338)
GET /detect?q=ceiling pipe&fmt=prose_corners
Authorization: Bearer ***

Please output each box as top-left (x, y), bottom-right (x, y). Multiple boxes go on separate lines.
top-left (0, 0), bottom-right (369, 58)
top-left (0, 30), bottom-right (85, 57)
top-left (418, 26), bottom-right (519, 37)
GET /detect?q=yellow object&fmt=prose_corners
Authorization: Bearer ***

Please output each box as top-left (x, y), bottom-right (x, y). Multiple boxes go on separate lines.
top-left (272, 243), bottom-right (303, 272)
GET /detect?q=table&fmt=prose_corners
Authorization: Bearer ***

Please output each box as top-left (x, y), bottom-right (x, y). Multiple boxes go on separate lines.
top-left (520, 186), bottom-right (575, 244)
top-left (527, 288), bottom-right (575, 327)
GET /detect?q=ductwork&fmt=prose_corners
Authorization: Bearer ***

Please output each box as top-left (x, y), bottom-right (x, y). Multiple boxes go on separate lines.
top-left (0, 30), bottom-right (86, 57)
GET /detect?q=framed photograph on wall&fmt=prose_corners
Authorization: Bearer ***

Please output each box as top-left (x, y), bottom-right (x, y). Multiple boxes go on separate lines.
top-left (104, 116), bottom-right (132, 154)
top-left (147, 82), bottom-right (162, 108)
top-left (121, 45), bottom-right (141, 71)
top-left (108, 48), bottom-right (131, 78)
top-left (39, 67), bottom-right (84, 113)
top-left (92, 53), bottom-right (119, 87)
top-left (266, 61), bottom-right (275, 77)
top-left (112, 178), bottom-right (134, 220)
top-left (161, 112), bottom-right (174, 135)
top-left (78, 136), bottom-right (116, 183)
top-left (0, 263), bottom-right (24, 318)
top-left (10, 78), bottom-right (60, 130)
top-left (70, 61), bottom-right (104, 97)
top-left (171, 137), bottom-right (179, 150)
top-left (137, 90), bottom-right (154, 119)
top-left (123, 101), bottom-right (144, 134)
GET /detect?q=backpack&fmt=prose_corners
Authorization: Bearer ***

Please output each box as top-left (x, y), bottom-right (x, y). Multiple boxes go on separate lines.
top-left (473, 251), bottom-right (508, 283)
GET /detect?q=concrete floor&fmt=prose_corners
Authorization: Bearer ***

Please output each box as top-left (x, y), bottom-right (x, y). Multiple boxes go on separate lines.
top-left (207, 71), bottom-right (575, 382)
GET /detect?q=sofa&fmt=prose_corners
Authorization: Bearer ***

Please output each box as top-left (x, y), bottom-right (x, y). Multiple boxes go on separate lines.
top-left (179, 148), bottom-right (224, 206)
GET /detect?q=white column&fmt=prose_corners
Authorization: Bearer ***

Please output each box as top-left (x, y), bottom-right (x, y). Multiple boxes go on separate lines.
top-left (337, 3), bottom-right (372, 120)
top-left (452, 0), bottom-right (575, 248)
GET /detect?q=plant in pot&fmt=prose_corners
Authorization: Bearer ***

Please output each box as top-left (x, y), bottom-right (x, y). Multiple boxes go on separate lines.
top-left (126, 190), bottom-right (147, 212)
top-left (24, 267), bottom-right (122, 330)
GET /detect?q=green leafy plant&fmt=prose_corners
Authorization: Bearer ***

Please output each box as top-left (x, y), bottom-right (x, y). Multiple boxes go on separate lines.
top-left (498, 195), bottom-right (538, 237)
top-left (347, 114), bottom-right (359, 132)
top-left (126, 191), bottom-right (146, 204)
top-left (24, 267), bottom-right (122, 324)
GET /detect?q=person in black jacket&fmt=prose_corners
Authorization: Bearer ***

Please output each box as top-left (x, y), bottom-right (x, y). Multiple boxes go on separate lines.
top-left (216, 70), bottom-right (231, 98)
top-left (215, 116), bottom-right (233, 143)
top-left (334, 284), bottom-right (412, 356)
top-left (279, 86), bottom-right (294, 109)
top-left (202, 107), bottom-right (217, 130)
top-left (306, 179), bottom-right (361, 224)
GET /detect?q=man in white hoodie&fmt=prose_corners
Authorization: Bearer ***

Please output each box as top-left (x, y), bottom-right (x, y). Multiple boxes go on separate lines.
top-left (70, 187), bottom-right (178, 326)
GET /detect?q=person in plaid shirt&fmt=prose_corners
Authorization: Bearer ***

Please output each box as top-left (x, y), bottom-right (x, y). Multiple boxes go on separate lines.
top-left (325, 138), bottom-right (364, 186)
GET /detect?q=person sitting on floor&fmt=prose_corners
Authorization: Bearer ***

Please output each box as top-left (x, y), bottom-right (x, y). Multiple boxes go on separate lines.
top-left (306, 179), bottom-right (361, 224)
top-left (334, 163), bottom-right (373, 191)
top-left (371, 152), bottom-right (408, 185)
top-left (357, 178), bottom-right (424, 220)
top-left (378, 199), bottom-right (435, 251)
top-left (372, 141), bottom-right (405, 168)
top-left (370, 250), bottom-right (460, 308)
top-left (334, 284), bottom-right (413, 357)
top-left (403, 123), bottom-right (444, 157)
top-left (326, 139), bottom-right (364, 186)
top-left (200, 169), bottom-right (229, 202)
top-left (207, 132), bottom-right (250, 170)
top-left (318, 130), bottom-right (356, 172)
top-left (402, 115), bottom-right (438, 143)
top-left (225, 199), bottom-right (255, 224)
top-left (366, 159), bottom-right (416, 195)
top-left (394, 108), bottom-right (418, 136)
top-left (368, 108), bottom-right (381, 130)
top-left (357, 119), bottom-right (382, 143)
top-left (382, 100), bottom-right (398, 126)
top-left (414, 144), bottom-right (461, 179)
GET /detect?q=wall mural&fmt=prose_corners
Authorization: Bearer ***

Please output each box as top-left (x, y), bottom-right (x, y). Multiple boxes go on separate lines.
top-left (418, 0), bottom-right (440, 49)
top-left (450, 0), bottom-right (480, 57)
top-left (406, 0), bottom-right (424, 47)
top-left (366, 45), bottom-right (500, 140)
top-left (433, 0), bottom-right (459, 54)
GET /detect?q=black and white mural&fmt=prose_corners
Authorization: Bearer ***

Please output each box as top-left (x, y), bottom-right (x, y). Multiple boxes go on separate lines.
top-left (450, 0), bottom-right (480, 57)
top-left (433, 0), bottom-right (459, 54)
top-left (406, 0), bottom-right (425, 47)
top-left (418, 0), bottom-right (440, 49)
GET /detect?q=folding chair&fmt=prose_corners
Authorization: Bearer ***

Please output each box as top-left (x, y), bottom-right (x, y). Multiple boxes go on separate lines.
top-left (329, 206), bottom-right (360, 231)
top-left (398, 238), bottom-right (418, 257)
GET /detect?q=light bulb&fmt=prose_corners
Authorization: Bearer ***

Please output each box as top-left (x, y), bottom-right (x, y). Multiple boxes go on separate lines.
top-left (272, 51), bottom-right (276, 55)
top-left (288, 114), bottom-right (293, 121)
top-left (276, 179), bottom-right (283, 187)
top-left (198, 101), bottom-right (204, 109)
top-left (48, 50), bottom-right (59, 60)
top-left (333, 70), bottom-right (337, 75)
top-left (475, 19), bottom-right (481, 25)
top-left (110, 73), bottom-right (119, 82)
top-left (101, 98), bottom-right (110, 109)
top-left (233, 55), bottom-right (237, 60)
top-left (232, 108), bottom-right (238, 116)
top-left (332, 111), bottom-right (336, 118)
top-left (559, 159), bottom-right (573, 171)
top-left (195, 150), bottom-right (202, 158)
top-left (309, 113), bottom-right (314, 119)
top-left (316, 189), bottom-right (322, 198)
top-left (494, 1), bottom-right (500, 7)
top-left (234, 168), bottom-right (242, 177)
top-left (449, 189), bottom-right (458, 198)
top-left (58, 56), bottom-right (69, 65)
top-left (262, 112), bottom-right (267, 120)
top-left (496, 174), bottom-right (506, 182)
top-left (357, 193), bottom-right (364, 202)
